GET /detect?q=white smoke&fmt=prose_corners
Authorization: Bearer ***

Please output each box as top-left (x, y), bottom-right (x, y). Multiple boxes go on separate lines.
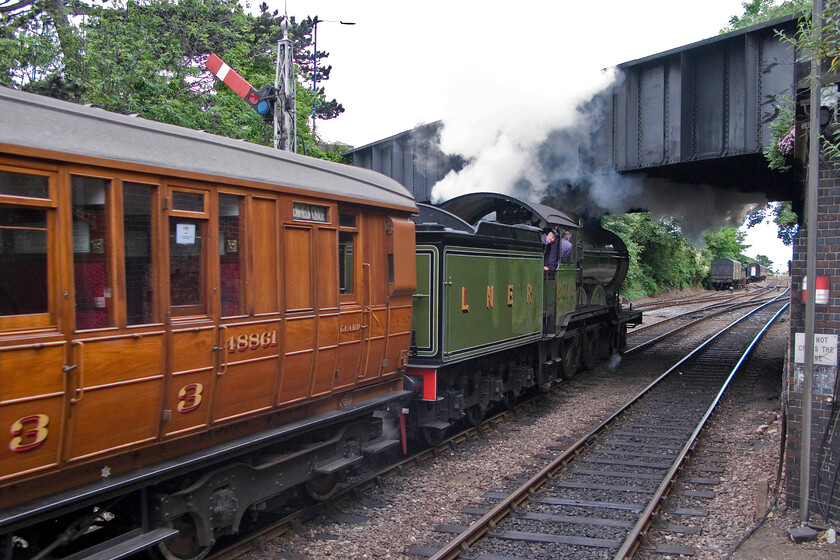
top-left (431, 66), bottom-right (620, 205)
top-left (430, 69), bottom-right (764, 240)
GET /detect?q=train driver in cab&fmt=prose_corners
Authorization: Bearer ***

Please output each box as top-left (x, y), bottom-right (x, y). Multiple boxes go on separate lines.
top-left (560, 230), bottom-right (573, 264)
top-left (543, 228), bottom-right (559, 278)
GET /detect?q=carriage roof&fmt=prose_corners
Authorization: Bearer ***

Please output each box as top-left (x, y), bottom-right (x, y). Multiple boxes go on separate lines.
top-left (0, 87), bottom-right (416, 212)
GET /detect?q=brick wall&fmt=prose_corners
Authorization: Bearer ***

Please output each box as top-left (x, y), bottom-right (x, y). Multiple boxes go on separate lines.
top-left (786, 165), bottom-right (840, 522)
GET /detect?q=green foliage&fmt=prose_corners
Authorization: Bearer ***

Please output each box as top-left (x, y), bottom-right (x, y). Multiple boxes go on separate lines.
top-left (602, 213), bottom-right (704, 299)
top-left (721, 0), bottom-right (809, 33)
top-left (745, 201), bottom-right (799, 245)
top-left (0, 0), bottom-right (347, 155)
top-left (701, 227), bottom-right (750, 261)
top-left (762, 94), bottom-right (796, 172)
top-left (754, 254), bottom-right (775, 269)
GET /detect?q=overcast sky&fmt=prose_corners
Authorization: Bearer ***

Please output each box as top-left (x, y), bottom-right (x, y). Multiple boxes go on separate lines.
top-left (268, 0), bottom-right (794, 269)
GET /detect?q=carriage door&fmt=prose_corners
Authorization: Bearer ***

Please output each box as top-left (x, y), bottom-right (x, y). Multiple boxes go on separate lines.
top-left (63, 177), bottom-right (166, 462)
top-left (358, 213), bottom-right (388, 380)
top-left (163, 186), bottom-right (216, 437)
top-left (0, 167), bottom-right (66, 481)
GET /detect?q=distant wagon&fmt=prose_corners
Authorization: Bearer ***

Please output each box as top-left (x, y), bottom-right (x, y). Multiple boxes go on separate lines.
top-left (710, 257), bottom-right (747, 290)
top-left (747, 262), bottom-right (769, 283)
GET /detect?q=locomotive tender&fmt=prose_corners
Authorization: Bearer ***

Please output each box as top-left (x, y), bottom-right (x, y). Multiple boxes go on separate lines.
top-left (404, 195), bottom-right (641, 444)
top-left (0, 88), bottom-right (640, 560)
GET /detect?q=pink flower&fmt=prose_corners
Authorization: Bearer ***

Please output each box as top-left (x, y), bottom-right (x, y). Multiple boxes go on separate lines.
top-left (778, 128), bottom-right (795, 154)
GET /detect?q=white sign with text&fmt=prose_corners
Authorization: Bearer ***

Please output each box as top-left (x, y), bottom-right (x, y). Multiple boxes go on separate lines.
top-left (794, 333), bottom-right (838, 366)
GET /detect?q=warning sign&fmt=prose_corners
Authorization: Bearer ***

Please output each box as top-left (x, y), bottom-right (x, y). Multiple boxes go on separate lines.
top-left (794, 333), bottom-right (838, 365)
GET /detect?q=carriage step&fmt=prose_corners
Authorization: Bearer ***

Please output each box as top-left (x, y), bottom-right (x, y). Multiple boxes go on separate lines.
top-left (314, 454), bottom-right (364, 475)
top-left (419, 421), bottom-right (450, 430)
top-left (64, 527), bottom-right (179, 560)
top-left (361, 437), bottom-right (400, 455)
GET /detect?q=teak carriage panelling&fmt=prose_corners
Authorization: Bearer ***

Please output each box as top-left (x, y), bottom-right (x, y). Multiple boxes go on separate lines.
top-left (74, 332), bottom-right (166, 386)
top-left (278, 351), bottom-right (314, 404)
top-left (65, 377), bottom-right (162, 461)
top-left (213, 319), bottom-right (282, 421)
top-left (311, 313), bottom-right (340, 397)
top-left (169, 325), bottom-right (214, 375)
top-left (0, 395), bottom-right (64, 479)
top-left (317, 228), bottom-right (339, 309)
top-left (0, 343), bottom-right (66, 401)
top-left (385, 304), bottom-right (412, 371)
top-left (250, 197), bottom-right (280, 314)
top-left (213, 357), bottom-right (276, 422)
top-left (163, 368), bottom-right (214, 437)
top-left (63, 332), bottom-right (166, 460)
top-left (0, 146), bottom-right (417, 500)
top-left (388, 217), bottom-right (417, 296)
top-left (336, 308), bottom-right (364, 390)
top-left (284, 227), bottom-right (313, 311)
top-left (0, 341), bottom-right (67, 479)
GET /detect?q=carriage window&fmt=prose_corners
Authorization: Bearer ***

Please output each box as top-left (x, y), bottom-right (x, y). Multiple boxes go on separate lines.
top-left (339, 232), bottom-right (354, 294)
top-left (0, 170), bottom-right (48, 199)
top-left (0, 205), bottom-right (48, 316)
top-left (72, 176), bottom-right (112, 330)
top-left (172, 191), bottom-right (205, 213)
top-left (219, 194), bottom-right (243, 317)
top-left (170, 217), bottom-right (206, 315)
top-left (124, 183), bottom-right (156, 325)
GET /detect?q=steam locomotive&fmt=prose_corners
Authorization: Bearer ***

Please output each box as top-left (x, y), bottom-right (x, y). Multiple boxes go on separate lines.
top-left (0, 88), bottom-right (639, 560)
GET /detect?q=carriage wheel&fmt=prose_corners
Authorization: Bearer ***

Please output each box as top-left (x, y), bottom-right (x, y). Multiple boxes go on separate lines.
top-left (156, 515), bottom-right (211, 560)
top-left (305, 473), bottom-right (340, 501)
top-left (420, 426), bottom-right (448, 447)
top-left (501, 390), bottom-right (518, 410)
top-left (463, 405), bottom-right (486, 427)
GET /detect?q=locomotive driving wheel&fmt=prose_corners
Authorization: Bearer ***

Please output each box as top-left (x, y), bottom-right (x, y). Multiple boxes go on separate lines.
top-left (156, 515), bottom-right (211, 560)
top-left (560, 338), bottom-right (580, 379)
top-left (580, 329), bottom-right (598, 370)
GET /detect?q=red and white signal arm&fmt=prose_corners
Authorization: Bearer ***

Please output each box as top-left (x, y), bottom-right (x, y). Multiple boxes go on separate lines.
top-left (205, 53), bottom-right (253, 98)
top-left (802, 275), bottom-right (830, 304)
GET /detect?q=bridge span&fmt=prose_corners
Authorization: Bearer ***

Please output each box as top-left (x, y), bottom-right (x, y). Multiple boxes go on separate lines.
top-left (597, 15), bottom-right (800, 205)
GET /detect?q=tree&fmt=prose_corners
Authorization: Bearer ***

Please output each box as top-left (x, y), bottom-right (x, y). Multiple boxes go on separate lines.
top-left (702, 227), bottom-right (750, 261)
top-left (754, 254), bottom-right (775, 270)
top-left (0, 0), bottom-right (347, 154)
top-left (721, 0), bottom-right (809, 33)
top-left (602, 213), bottom-right (704, 299)
top-left (745, 201), bottom-right (799, 245)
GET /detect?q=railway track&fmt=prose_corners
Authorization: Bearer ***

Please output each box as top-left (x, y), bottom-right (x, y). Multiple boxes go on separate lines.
top-left (415, 294), bottom-right (789, 560)
top-left (202, 406), bottom-right (531, 560)
top-left (202, 287), bottom-right (786, 560)
top-left (630, 281), bottom-right (779, 312)
top-left (625, 285), bottom-right (784, 353)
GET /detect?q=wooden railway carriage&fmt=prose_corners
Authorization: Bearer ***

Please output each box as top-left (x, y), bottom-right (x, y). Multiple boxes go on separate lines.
top-left (0, 88), bottom-right (416, 559)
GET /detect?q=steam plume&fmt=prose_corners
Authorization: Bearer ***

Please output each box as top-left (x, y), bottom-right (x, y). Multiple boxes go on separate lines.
top-left (430, 70), bottom-right (763, 241)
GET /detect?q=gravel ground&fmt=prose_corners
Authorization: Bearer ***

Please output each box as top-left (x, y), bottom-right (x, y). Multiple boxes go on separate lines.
top-left (240, 297), bottom-right (838, 560)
